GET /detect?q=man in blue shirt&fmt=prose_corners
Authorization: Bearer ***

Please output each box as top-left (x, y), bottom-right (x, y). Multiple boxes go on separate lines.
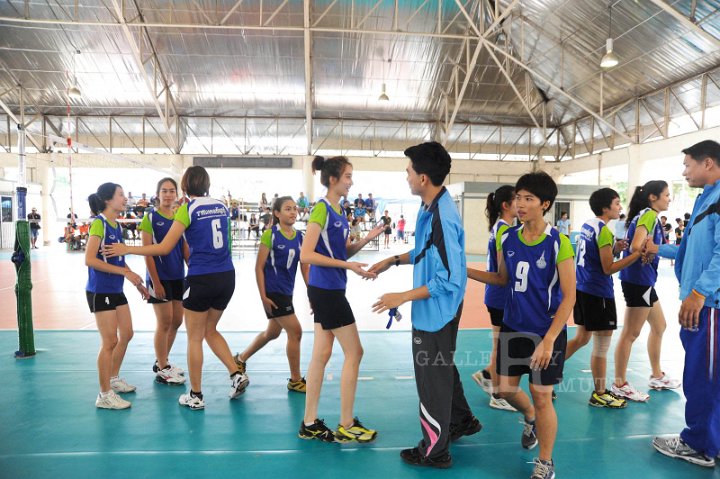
top-left (652, 140), bottom-right (720, 468)
top-left (370, 142), bottom-right (479, 469)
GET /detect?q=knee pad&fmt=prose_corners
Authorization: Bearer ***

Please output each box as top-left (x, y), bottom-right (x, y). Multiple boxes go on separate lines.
top-left (591, 333), bottom-right (612, 359)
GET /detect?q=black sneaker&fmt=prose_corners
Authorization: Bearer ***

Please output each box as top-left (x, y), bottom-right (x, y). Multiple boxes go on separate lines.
top-left (400, 447), bottom-right (452, 469)
top-left (449, 415), bottom-right (482, 442)
top-left (521, 418), bottom-right (538, 450)
top-left (299, 419), bottom-right (336, 443)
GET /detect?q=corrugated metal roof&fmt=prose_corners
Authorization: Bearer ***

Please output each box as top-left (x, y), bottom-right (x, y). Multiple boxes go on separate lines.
top-left (0, 0), bottom-right (718, 153)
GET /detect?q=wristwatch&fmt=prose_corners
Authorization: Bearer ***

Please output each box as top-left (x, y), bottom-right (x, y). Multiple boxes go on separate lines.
top-left (394, 255), bottom-right (400, 267)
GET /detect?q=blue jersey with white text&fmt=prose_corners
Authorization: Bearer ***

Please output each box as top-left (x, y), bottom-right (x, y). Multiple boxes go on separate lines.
top-left (619, 208), bottom-right (662, 287)
top-left (86, 215), bottom-right (126, 294)
top-left (264, 225), bottom-right (303, 296)
top-left (309, 198), bottom-right (349, 290)
top-left (485, 220), bottom-right (511, 310)
top-left (175, 198), bottom-right (233, 277)
top-left (501, 224), bottom-right (571, 336)
top-left (575, 218), bottom-right (614, 299)
top-left (141, 208), bottom-right (185, 282)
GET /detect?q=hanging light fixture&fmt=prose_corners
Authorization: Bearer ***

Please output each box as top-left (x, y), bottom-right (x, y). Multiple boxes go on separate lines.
top-left (378, 83), bottom-right (389, 101)
top-left (67, 50), bottom-right (82, 99)
top-left (601, 5), bottom-right (619, 69)
top-left (378, 58), bottom-right (390, 101)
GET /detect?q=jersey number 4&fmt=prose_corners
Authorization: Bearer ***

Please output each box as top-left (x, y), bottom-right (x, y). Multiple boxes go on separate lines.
top-left (211, 219), bottom-right (224, 249)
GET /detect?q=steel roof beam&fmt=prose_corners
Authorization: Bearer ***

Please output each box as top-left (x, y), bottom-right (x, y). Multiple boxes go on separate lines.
top-left (108, 0), bottom-right (179, 152)
top-left (649, 0), bottom-right (720, 48)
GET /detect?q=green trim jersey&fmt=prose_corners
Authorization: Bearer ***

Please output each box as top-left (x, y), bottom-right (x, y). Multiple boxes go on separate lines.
top-left (485, 220), bottom-right (511, 310)
top-left (619, 208), bottom-right (663, 287)
top-left (139, 208), bottom-right (186, 282)
top-left (575, 218), bottom-right (615, 299)
top-left (500, 223), bottom-right (574, 336)
top-left (308, 198), bottom-right (349, 290)
top-left (86, 215), bottom-right (126, 294)
top-left (260, 225), bottom-right (303, 296)
top-left (174, 197), bottom-right (233, 277)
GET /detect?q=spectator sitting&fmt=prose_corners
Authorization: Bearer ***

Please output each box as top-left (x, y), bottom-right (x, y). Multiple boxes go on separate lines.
top-left (365, 193), bottom-right (376, 219)
top-left (297, 192), bottom-right (308, 210)
top-left (349, 216), bottom-right (363, 243)
top-left (249, 213), bottom-right (260, 238)
top-left (343, 200), bottom-right (353, 218)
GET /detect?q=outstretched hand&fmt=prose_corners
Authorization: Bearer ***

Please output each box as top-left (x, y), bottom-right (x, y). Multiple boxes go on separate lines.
top-left (367, 258), bottom-right (392, 278)
top-left (104, 243), bottom-right (129, 258)
top-left (372, 293), bottom-right (406, 314)
top-left (348, 262), bottom-right (377, 279)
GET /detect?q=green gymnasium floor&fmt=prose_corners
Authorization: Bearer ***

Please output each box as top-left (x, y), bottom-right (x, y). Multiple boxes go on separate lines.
top-left (1, 329), bottom-right (715, 479)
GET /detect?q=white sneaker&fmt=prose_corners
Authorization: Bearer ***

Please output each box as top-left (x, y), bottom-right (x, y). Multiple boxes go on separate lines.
top-left (179, 393), bottom-right (205, 410)
top-left (156, 366), bottom-right (186, 385)
top-left (229, 372), bottom-right (250, 399)
top-left (489, 395), bottom-right (517, 412)
top-left (110, 376), bottom-right (137, 393)
top-left (649, 373), bottom-right (681, 390)
top-left (471, 370), bottom-right (493, 396)
top-left (96, 390), bottom-right (131, 409)
top-left (169, 364), bottom-right (185, 376)
top-left (611, 382), bottom-right (649, 402)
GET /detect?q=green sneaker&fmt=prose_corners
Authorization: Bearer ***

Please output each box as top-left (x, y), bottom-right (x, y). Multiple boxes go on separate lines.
top-left (589, 390), bottom-right (627, 409)
top-left (335, 417), bottom-right (377, 443)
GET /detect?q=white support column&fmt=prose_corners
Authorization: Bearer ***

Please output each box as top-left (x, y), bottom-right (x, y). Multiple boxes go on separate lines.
top-left (302, 156), bottom-right (315, 201)
top-left (626, 144), bottom-right (645, 198)
top-left (38, 160), bottom-right (53, 245)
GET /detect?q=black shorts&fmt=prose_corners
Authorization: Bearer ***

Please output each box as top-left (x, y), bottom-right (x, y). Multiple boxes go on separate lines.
top-left (265, 292), bottom-right (295, 319)
top-left (384, 227), bottom-right (392, 235)
top-left (621, 281), bottom-right (658, 307)
top-left (86, 291), bottom-right (128, 313)
top-left (183, 270), bottom-right (235, 312)
top-left (487, 306), bottom-right (504, 328)
top-left (307, 286), bottom-right (355, 330)
top-left (148, 278), bottom-right (184, 304)
top-left (574, 289), bottom-right (617, 331)
top-left (496, 324), bottom-right (567, 385)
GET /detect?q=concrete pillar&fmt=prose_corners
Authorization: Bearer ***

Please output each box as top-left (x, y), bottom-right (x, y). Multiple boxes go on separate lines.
top-left (302, 156), bottom-right (315, 201)
top-left (38, 160), bottom-right (53, 245)
top-left (626, 143), bottom-right (645, 200)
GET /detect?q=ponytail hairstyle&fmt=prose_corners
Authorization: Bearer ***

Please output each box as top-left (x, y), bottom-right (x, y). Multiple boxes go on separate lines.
top-left (485, 185), bottom-right (515, 232)
top-left (272, 196), bottom-right (294, 225)
top-left (625, 180), bottom-right (668, 227)
top-left (311, 155), bottom-right (352, 188)
top-left (88, 182), bottom-right (121, 216)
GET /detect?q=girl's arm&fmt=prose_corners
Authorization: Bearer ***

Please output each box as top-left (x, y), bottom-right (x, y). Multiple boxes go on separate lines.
top-left (105, 220), bottom-right (186, 257)
top-left (467, 252), bottom-right (509, 286)
top-left (300, 222), bottom-right (375, 278)
top-left (599, 242), bottom-right (641, 275)
top-left (254, 243), bottom-right (277, 314)
top-left (85, 235), bottom-right (144, 287)
top-left (531, 257), bottom-right (575, 370)
top-left (141, 230), bottom-right (164, 299)
top-left (347, 223), bottom-right (385, 258)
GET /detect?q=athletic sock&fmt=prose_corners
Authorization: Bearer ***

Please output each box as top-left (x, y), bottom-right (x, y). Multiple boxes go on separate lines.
top-left (190, 390), bottom-right (203, 400)
top-left (481, 369), bottom-right (492, 380)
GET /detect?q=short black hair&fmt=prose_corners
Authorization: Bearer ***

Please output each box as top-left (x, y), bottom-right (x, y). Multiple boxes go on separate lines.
top-left (514, 171), bottom-right (558, 213)
top-left (589, 187), bottom-right (620, 216)
top-left (404, 141), bottom-right (451, 186)
top-left (682, 140), bottom-right (720, 166)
